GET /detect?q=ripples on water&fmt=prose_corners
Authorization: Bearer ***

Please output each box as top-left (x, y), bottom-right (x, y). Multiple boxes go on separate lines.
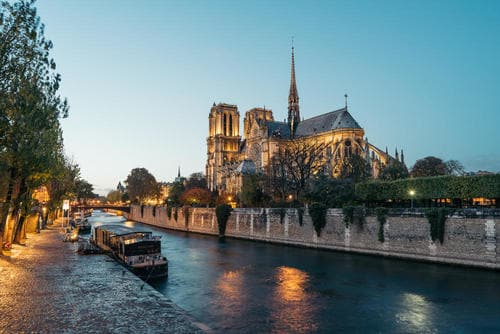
top-left (88, 211), bottom-right (500, 333)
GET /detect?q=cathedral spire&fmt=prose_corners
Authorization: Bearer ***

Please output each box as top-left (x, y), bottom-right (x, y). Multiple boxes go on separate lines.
top-left (288, 42), bottom-right (300, 136)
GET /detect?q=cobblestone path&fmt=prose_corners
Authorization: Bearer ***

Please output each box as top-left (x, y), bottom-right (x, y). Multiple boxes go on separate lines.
top-left (0, 228), bottom-right (206, 333)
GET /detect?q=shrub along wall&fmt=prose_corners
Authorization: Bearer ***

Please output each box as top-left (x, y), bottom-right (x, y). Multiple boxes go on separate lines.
top-left (355, 174), bottom-right (500, 203)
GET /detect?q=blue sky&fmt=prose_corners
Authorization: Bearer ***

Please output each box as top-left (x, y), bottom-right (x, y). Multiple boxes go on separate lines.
top-left (36, 0), bottom-right (500, 195)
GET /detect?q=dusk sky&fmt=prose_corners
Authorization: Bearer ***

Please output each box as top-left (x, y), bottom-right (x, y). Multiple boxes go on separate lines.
top-left (36, 0), bottom-right (500, 195)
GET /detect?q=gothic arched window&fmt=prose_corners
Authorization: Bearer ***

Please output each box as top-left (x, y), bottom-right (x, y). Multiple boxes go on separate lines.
top-left (229, 115), bottom-right (233, 136)
top-left (223, 114), bottom-right (227, 136)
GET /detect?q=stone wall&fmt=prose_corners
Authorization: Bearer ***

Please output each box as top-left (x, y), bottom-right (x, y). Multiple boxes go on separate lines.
top-left (129, 205), bottom-right (500, 270)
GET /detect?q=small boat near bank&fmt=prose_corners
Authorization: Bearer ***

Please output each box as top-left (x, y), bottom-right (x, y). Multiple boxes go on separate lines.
top-left (75, 218), bottom-right (91, 234)
top-left (92, 225), bottom-right (168, 280)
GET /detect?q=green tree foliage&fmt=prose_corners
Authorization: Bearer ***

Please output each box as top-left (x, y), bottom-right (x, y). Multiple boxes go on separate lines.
top-left (75, 179), bottom-right (96, 201)
top-left (303, 174), bottom-right (355, 207)
top-left (1, 0), bottom-right (69, 245)
top-left (411, 156), bottom-right (448, 177)
top-left (215, 204), bottom-right (232, 237)
top-left (380, 160), bottom-right (409, 180)
top-left (425, 208), bottom-right (450, 244)
top-left (355, 174), bottom-right (500, 202)
top-left (125, 168), bottom-right (160, 204)
top-left (106, 190), bottom-right (122, 203)
top-left (180, 187), bottom-right (213, 206)
top-left (239, 174), bottom-right (267, 207)
top-left (184, 172), bottom-right (207, 190)
top-left (340, 154), bottom-right (371, 182)
top-left (309, 202), bottom-right (327, 237)
top-left (375, 207), bottom-right (388, 242)
top-left (168, 181), bottom-right (185, 205)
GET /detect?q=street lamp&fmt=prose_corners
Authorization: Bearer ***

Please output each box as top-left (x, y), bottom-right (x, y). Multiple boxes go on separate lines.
top-left (409, 189), bottom-right (416, 210)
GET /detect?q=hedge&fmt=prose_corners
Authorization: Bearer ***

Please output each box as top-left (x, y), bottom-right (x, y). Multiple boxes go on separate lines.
top-left (355, 174), bottom-right (500, 201)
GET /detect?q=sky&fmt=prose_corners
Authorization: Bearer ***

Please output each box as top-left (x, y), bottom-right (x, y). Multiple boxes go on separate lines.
top-left (35, 0), bottom-right (500, 196)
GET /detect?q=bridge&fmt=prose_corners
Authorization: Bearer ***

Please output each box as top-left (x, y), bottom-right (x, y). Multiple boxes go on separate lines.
top-left (71, 205), bottom-right (130, 213)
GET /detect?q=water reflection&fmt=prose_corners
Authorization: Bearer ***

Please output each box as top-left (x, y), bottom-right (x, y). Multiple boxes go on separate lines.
top-left (271, 266), bottom-right (317, 333)
top-left (215, 269), bottom-right (247, 325)
top-left (396, 293), bottom-right (433, 333)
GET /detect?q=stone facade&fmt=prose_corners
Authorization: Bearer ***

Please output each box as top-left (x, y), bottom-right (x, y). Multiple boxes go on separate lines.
top-left (206, 47), bottom-right (400, 194)
top-left (129, 205), bottom-right (500, 270)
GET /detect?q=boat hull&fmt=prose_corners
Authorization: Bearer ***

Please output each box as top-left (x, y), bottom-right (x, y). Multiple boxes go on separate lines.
top-left (128, 262), bottom-right (168, 280)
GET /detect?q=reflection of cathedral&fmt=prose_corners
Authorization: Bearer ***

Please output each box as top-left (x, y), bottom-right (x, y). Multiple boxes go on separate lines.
top-left (206, 47), bottom-right (403, 193)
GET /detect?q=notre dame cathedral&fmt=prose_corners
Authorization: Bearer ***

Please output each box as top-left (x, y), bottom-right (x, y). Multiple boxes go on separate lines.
top-left (206, 47), bottom-right (404, 194)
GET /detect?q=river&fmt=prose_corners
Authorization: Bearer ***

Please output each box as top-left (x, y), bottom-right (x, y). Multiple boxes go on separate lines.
top-left (89, 211), bottom-right (500, 333)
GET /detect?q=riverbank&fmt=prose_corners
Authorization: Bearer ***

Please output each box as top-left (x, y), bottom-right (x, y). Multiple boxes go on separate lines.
top-left (128, 205), bottom-right (500, 270)
top-left (0, 227), bottom-right (207, 333)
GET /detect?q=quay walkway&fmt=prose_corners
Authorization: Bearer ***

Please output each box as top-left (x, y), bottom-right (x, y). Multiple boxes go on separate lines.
top-left (0, 227), bottom-right (207, 333)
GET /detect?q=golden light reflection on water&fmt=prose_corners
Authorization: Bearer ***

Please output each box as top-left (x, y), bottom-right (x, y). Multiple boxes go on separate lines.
top-left (396, 293), bottom-right (431, 331)
top-left (215, 269), bottom-right (246, 314)
top-left (271, 266), bottom-right (317, 333)
top-left (276, 266), bottom-right (308, 302)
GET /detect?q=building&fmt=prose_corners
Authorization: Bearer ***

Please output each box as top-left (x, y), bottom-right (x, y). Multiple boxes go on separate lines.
top-left (206, 47), bottom-right (403, 194)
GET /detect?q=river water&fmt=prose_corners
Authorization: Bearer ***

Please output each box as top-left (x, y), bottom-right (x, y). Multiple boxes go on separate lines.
top-left (89, 212), bottom-right (500, 333)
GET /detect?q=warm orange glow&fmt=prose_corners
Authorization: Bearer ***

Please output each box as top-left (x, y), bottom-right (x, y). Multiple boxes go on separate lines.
top-left (275, 266), bottom-right (308, 302)
top-left (271, 266), bottom-right (317, 332)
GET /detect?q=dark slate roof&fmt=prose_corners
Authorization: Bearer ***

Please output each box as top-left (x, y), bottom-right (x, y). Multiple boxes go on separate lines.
top-left (235, 159), bottom-right (257, 174)
top-left (266, 121), bottom-right (291, 139)
top-left (295, 107), bottom-right (362, 137)
top-left (95, 224), bottom-right (151, 236)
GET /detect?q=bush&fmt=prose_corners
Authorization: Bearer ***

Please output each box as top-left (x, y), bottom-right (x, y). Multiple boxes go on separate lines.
top-left (355, 174), bottom-right (500, 202)
top-left (297, 207), bottom-right (304, 226)
top-left (278, 208), bottom-right (286, 224)
top-left (343, 205), bottom-right (366, 228)
top-left (183, 206), bottom-right (190, 227)
top-left (215, 204), bottom-right (232, 236)
top-left (309, 203), bottom-right (327, 237)
top-left (425, 208), bottom-right (450, 244)
top-left (375, 207), bottom-right (388, 242)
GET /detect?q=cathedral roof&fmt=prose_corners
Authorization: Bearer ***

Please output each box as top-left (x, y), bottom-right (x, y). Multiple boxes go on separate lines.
top-left (266, 121), bottom-right (291, 139)
top-left (235, 159), bottom-right (257, 174)
top-left (295, 107), bottom-right (362, 137)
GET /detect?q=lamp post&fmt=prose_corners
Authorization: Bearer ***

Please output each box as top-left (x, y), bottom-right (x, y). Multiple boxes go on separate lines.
top-left (409, 190), bottom-right (416, 210)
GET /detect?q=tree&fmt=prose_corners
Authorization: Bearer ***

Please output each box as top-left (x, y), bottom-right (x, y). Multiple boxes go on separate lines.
top-left (1, 0), bottom-right (69, 246)
top-left (445, 160), bottom-right (466, 176)
top-left (269, 140), bottom-right (330, 199)
top-left (411, 156), bottom-right (448, 177)
top-left (125, 168), bottom-right (160, 204)
top-left (239, 174), bottom-right (268, 207)
top-left (380, 160), bottom-right (409, 180)
top-left (340, 154), bottom-right (371, 182)
top-left (179, 187), bottom-right (213, 206)
top-left (303, 174), bottom-right (355, 207)
top-left (75, 179), bottom-right (96, 202)
top-left (106, 190), bottom-right (122, 203)
top-left (185, 172), bottom-right (207, 190)
top-left (167, 181), bottom-right (184, 206)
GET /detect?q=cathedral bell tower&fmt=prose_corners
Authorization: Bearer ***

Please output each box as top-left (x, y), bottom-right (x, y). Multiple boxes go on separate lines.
top-left (287, 45), bottom-right (300, 137)
top-left (206, 103), bottom-right (241, 191)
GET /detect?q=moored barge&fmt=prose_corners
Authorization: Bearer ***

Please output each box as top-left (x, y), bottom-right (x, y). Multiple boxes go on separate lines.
top-left (93, 225), bottom-right (168, 279)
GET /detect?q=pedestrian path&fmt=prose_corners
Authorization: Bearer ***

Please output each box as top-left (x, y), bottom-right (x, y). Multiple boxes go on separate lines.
top-left (0, 227), bottom-right (207, 333)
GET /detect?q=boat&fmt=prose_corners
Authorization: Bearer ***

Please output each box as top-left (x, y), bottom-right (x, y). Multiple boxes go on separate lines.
top-left (92, 225), bottom-right (168, 279)
top-left (76, 218), bottom-right (91, 234)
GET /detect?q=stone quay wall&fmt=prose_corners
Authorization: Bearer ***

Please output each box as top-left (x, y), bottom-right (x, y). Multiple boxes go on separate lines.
top-left (128, 205), bottom-right (500, 270)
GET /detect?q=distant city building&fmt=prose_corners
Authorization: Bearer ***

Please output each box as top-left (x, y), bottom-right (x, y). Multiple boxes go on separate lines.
top-left (206, 47), bottom-right (403, 193)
